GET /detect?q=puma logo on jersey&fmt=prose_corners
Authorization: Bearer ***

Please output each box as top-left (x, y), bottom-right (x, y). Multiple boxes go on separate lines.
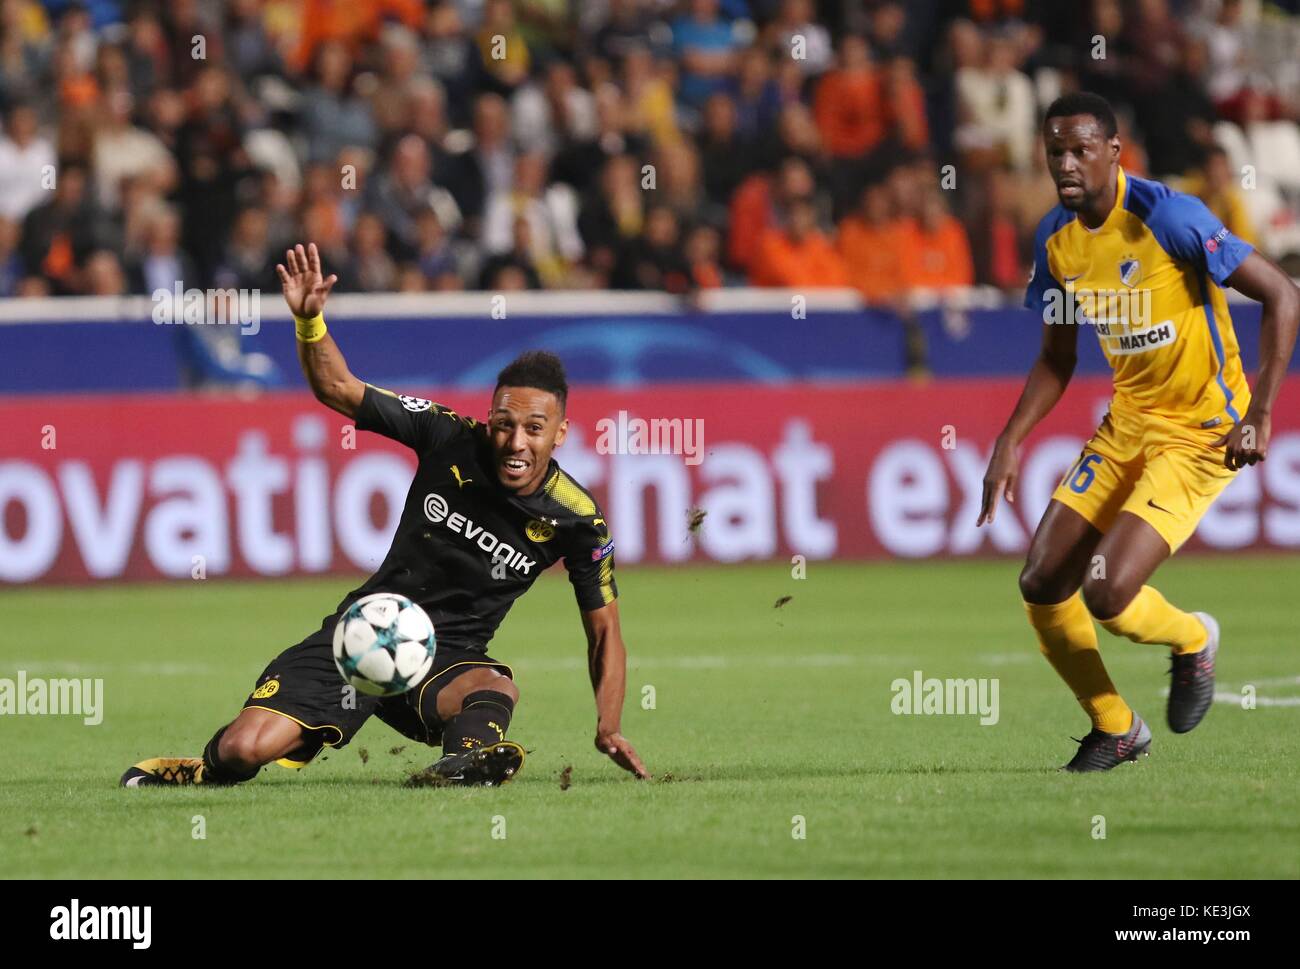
top-left (451, 465), bottom-right (473, 488)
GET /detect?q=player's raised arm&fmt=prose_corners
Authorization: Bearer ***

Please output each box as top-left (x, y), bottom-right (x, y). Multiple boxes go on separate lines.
top-left (581, 600), bottom-right (649, 779)
top-left (276, 242), bottom-right (364, 418)
top-left (978, 319), bottom-right (1080, 526)
top-left (1216, 252), bottom-right (1300, 469)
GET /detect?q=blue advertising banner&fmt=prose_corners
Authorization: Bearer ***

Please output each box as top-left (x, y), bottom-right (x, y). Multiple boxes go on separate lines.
top-left (0, 298), bottom-right (1272, 394)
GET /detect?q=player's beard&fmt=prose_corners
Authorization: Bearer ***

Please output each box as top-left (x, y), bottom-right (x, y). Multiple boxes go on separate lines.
top-left (1056, 181), bottom-right (1088, 211)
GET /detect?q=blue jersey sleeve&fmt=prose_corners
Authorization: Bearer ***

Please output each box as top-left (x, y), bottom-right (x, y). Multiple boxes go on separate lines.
top-left (1146, 193), bottom-right (1253, 286)
top-left (1024, 218), bottom-right (1064, 316)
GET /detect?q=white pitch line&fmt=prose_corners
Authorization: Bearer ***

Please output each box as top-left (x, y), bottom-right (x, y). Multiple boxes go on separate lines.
top-left (1250, 675), bottom-right (1300, 687)
top-left (7, 660), bottom-right (215, 676)
top-left (978, 653), bottom-right (1034, 665)
top-left (1212, 691), bottom-right (1300, 708)
top-left (12, 657), bottom-right (1300, 701)
top-left (1158, 673), bottom-right (1300, 706)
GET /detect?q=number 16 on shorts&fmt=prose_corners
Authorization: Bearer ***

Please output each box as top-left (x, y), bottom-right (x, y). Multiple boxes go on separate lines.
top-left (1067, 453), bottom-right (1104, 494)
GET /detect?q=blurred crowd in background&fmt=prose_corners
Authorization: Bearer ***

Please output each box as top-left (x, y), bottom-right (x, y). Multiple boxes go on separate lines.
top-left (3, 0), bottom-right (1300, 306)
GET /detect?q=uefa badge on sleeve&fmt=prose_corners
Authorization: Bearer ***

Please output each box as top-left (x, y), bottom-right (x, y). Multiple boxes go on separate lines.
top-left (400, 395), bottom-right (433, 412)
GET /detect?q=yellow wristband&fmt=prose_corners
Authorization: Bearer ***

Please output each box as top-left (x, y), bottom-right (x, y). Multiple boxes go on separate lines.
top-left (294, 312), bottom-right (327, 343)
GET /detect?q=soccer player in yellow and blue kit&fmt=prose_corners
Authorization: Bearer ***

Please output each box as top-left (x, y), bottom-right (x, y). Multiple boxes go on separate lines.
top-left (978, 93), bottom-right (1299, 772)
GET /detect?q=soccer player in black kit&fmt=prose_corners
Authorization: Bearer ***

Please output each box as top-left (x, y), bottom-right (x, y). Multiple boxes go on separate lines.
top-left (121, 243), bottom-right (648, 787)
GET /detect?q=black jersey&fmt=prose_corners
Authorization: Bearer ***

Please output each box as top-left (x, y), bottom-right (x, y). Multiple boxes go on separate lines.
top-left (332, 384), bottom-right (617, 652)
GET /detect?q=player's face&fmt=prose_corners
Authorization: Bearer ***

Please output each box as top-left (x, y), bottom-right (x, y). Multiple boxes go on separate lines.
top-left (488, 386), bottom-right (568, 494)
top-left (1043, 115), bottom-right (1119, 211)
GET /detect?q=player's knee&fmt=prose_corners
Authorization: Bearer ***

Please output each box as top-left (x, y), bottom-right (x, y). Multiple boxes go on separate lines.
top-left (1018, 561), bottom-right (1057, 604)
top-left (217, 726), bottom-right (261, 768)
top-left (462, 667), bottom-right (518, 705)
top-left (1080, 575), bottom-right (1130, 621)
top-left (219, 720), bottom-right (294, 769)
top-left (486, 676), bottom-right (519, 706)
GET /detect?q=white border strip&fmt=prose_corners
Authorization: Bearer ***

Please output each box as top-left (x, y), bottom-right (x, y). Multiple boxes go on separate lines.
top-left (0, 281), bottom-right (1277, 325)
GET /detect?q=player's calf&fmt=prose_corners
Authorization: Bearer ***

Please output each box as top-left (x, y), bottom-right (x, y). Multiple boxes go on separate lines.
top-left (120, 708), bottom-right (304, 788)
top-left (436, 668), bottom-right (519, 754)
top-left (415, 668), bottom-right (523, 785)
top-left (207, 708), bottom-right (306, 780)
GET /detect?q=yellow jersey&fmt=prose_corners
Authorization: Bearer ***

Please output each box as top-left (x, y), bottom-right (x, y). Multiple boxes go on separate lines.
top-left (1025, 167), bottom-right (1253, 429)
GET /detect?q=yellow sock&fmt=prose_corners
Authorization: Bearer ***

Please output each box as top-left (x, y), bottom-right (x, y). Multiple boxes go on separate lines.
top-left (1024, 593), bottom-right (1132, 733)
top-left (1096, 585), bottom-right (1208, 655)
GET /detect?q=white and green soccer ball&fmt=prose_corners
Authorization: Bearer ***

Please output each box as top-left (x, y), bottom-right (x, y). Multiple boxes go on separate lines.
top-left (332, 593), bottom-right (437, 697)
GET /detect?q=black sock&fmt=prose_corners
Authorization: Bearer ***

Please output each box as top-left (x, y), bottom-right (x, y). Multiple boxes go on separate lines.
top-left (443, 690), bottom-right (515, 755)
top-left (201, 725), bottom-right (261, 784)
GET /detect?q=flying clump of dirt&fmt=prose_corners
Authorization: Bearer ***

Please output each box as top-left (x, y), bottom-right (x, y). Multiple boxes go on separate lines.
top-left (686, 507), bottom-right (707, 539)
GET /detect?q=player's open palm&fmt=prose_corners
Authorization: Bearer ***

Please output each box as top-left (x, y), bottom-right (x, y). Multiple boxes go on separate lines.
top-left (598, 731), bottom-right (649, 779)
top-left (276, 242), bottom-right (337, 318)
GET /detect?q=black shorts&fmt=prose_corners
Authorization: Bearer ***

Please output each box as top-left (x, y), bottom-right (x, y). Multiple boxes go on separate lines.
top-left (242, 622), bottom-right (511, 767)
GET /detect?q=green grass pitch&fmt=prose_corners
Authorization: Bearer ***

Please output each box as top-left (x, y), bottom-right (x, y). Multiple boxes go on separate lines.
top-left (2, 556), bottom-right (1297, 879)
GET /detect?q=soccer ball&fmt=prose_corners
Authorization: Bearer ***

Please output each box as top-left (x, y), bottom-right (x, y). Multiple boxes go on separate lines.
top-left (332, 593), bottom-right (437, 697)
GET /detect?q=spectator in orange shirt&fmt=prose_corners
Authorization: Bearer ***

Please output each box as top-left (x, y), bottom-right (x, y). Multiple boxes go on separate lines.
top-left (749, 196), bottom-right (850, 288)
top-left (727, 155), bottom-right (815, 274)
top-left (885, 57), bottom-right (929, 152)
top-left (292, 0), bottom-right (424, 75)
top-left (837, 182), bottom-right (905, 304)
top-left (684, 223), bottom-right (724, 289)
top-left (812, 35), bottom-right (884, 159)
top-left (898, 190), bottom-right (974, 291)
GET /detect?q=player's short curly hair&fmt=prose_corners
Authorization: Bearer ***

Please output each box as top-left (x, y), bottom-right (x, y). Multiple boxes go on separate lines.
top-left (495, 350), bottom-right (569, 412)
top-left (1043, 92), bottom-right (1118, 139)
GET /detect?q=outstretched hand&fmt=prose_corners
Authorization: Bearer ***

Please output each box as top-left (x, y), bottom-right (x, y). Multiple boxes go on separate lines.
top-left (276, 242), bottom-right (337, 319)
top-left (596, 731), bottom-right (649, 779)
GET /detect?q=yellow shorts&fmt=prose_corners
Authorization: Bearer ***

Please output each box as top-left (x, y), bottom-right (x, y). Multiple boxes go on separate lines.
top-left (1050, 404), bottom-right (1238, 552)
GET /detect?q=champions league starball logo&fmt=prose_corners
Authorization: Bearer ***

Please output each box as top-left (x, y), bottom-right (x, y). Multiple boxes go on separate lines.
top-left (400, 395), bottom-right (433, 412)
